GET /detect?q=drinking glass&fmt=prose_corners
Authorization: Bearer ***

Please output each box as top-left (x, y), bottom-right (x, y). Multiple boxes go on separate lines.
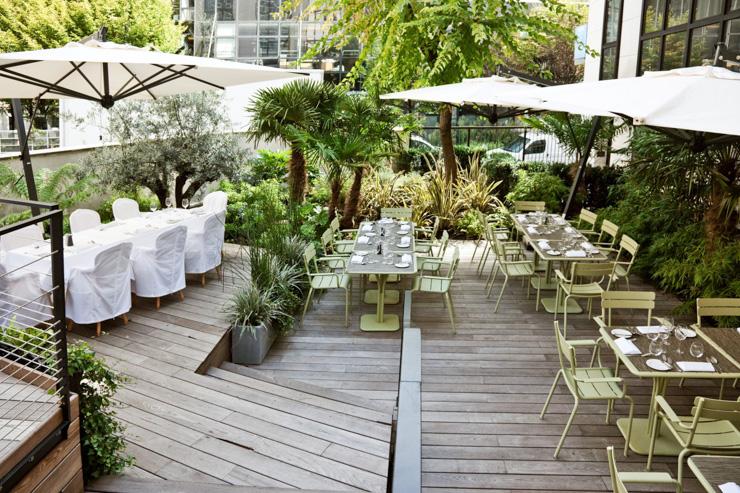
top-left (659, 326), bottom-right (671, 343)
top-left (649, 340), bottom-right (663, 358)
top-left (182, 198), bottom-right (189, 209)
top-left (165, 197), bottom-right (172, 208)
top-left (674, 325), bottom-right (687, 354)
top-left (150, 204), bottom-right (158, 213)
top-left (689, 341), bottom-right (705, 359)
top-left (646, 331), bottom-right (661, 343)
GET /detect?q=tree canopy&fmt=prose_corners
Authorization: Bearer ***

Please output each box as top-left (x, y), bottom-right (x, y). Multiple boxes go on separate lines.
top-left (0, 0), bottom-right (183, 53)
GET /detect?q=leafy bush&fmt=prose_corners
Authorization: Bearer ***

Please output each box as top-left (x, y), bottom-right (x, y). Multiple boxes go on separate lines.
top-left (68, 342), bottom-right (133, 479)
top-left (454, 144), bottom-right (488, 167)
top-left (243, 149), bottom-right (290, 185)
top-left (219, 179), bottom-right (287, 243)
top-left (482, 153), bottom-right (518, 197)
top-left (506, 169), bottom-right (569, 212)
top-left (395, 147), bottom-right (436, 173)
top-left (454, 209), bottom-right (485, 238)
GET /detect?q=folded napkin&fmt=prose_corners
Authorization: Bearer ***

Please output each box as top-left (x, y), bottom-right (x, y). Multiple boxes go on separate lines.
top-left (677, 361), bottom-right (715, 372)
top-left (399, 224), bottom-right (410, 232)
top-left (361, 224), bottom-right (373, 232)
top-left (581, 241), bottom-right (595, 250)
top-left (357, 236), bottom-right (369, 244)
top-left (737, 327), bottom-right (740, 335)
top-left (379, 218), bottom-right (393, 224)
top-left (399, 236), bottom-right (411, 246)
top-left (564, 226), bottom-right (575, 233)
top-left (719, 483), bottom-right (740, 493)
top-left (565, 250), bottom-right (586, 258)
top-left (350, 255), bottom-right (364, 264)
top-left (527, 226), bottom-right (538, 234)
top-left (537, 240), bottom-right (551, 250)
top-left (401, 254), bottom-right (412, 264)
top-left (637, 325), bottom-right (668, 334)
top-left (614, 337), bottom-right (641, 356)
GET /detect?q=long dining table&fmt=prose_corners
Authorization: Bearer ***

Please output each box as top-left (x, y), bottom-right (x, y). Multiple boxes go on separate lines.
top-left (599, 324), bottom-right (740, 456)
top-left (345, 219), bottom-right (417, 332)
top-left (511, 212), bottom-right (608, 314)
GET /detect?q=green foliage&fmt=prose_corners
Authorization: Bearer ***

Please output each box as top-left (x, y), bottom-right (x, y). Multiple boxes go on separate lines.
top-left (220, 179), bottom-right (287, 243)
top-left (506, 169), bottom-right (568, 212)
top-left (95, 190), bottom-right (158, 223)
top-left (225, 283), bottom-right (285, 329)
top-left (482, 153), bottom-right (519, 197)
top-left (0, 0), bottom-right (182, 53)
top-left (0, 322), bottom-right (57, 367)
top-left (243, 150), bottom-right (290, 185)
top-left (87, 92), bottom-right (244, 208)
top-left (454, 209), bottom-right (485, 238)
top-left (67, 342), bottom-right (133, 479)
top-left (453, 144), bottom-right (488, 167)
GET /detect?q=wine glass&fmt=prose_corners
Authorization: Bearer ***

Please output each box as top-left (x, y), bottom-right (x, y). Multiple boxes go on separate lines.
top-left (674, 325), bottom-right (687, 354)
top-left (689, 341), bottom-right (705, 359)
top-left (182, 198), bottom-right (189, 209)
top-left (649, 340), bottom-right (664, 359)
top-left (165, 197), bottom-right (172, 209)
top-left (646, 331), bottom-right (661, 343)
top-left (150, 203), bottom-right (158, 213)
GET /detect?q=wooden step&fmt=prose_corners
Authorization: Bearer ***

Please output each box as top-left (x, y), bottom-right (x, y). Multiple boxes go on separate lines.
top-left (218, 362), bottom-right (395, 416)
top-left (87, 476), bottom-right (336, 493)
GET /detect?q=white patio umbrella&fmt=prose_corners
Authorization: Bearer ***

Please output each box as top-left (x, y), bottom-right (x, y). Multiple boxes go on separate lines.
top-left (380, 75), bottom-right (532, 105)
top-left (0, 39), bottom-right (302, 204)
top-left (0, 39), bottom-right (301, 107)
top-left (484, 66), bottom-right (740, 137)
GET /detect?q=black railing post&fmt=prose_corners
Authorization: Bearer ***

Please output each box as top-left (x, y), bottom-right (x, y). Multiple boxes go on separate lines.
top-left (10, 99), bottom-right (40, 216)
top-left (521, 127), bottom-right (527, 162)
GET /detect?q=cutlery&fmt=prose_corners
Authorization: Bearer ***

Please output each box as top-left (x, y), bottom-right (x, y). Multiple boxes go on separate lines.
top-left (707, 356), bottom-right (721, 372)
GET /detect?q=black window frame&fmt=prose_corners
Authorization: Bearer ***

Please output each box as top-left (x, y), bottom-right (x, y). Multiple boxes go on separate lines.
top-left (637, 0), bottom-right (740, 74)
top-left (600, 0), bottom-right (625, 80)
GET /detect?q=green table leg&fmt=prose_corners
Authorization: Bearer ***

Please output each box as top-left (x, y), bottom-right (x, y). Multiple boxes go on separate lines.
top-left (363, 289), bottom-right (400, 305)
top-left (360, 273), bottom-right (400, 332)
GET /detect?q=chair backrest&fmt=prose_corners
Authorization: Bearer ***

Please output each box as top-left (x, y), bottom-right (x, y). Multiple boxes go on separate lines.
top-left (685, 396), bottom-right (740, 446)
top-left (434, 230), bottom-right (450, 257)
top-left (93, 242), bottom-right (133, 276)
top-left (70, 209), bottom-right (101, 235)
top-left (303, 244), bottom-right (317, 274)
top-left (513, 200), bottom-right (546, 213)
top-left (380, 207), bottom-right (412, 220)
top-left (330, 216), bottom-right (341, 234)
top-left (577, 209), bottom-right (598, 230)
top-left (553, 321), bottom-right (577, 376)
top-left (427, 216), bottom-right (440, 239)
top-left (203, 191), bottom-right (228, 212)
top-left (696, 298), bottom-right (740, 327)
top-left (606, 446), bottom-right (629, 493)
top-left (446, 246), bottom-right (461, 279)
top-left (598, 219), bottom-right (620, 247)
top-left (601, 291), bottom-right (655, 326)
top-left (568, 262), bottom-right (616, 290)
top-left (155, 225), bottom-right (187, 259)
top-left (112, 198), bottom-right (141, 221)
top-left (202, 213), bottom-right (224, 251)
top-left (320, 229), bottom-right (335, 254)
top-left (0, 224), bottom-right (44, 252)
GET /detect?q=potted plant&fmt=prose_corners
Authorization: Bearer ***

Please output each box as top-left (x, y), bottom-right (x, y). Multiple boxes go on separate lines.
top-left (225, 284), bottom-right (284, 365)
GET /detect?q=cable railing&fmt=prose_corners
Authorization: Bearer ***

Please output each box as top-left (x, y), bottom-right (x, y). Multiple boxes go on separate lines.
top-left (0, 198), bottom-right (70, 491)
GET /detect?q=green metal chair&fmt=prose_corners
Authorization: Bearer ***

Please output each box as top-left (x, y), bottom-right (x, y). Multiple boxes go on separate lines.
top-left (302, 244), bottom-right (352, 327)
top-left (601, 235), bottom-right (639, 290)
top-left (487, 236), bottom-right (538, 312)
top-left (328, 218), bottom-right (355, 254)
top-left (696, 297), bottom-right (740, 327)
top-left (569, 208), bottom-right (598, 236)
top-left (554, 261), bottom-right (615, 336)
top-left (592, 290), bottom-right (656, 367)
top-left (647, 396), bottom-right (740, 487)
top-left (380, 207), bottom-right (412, 220)
top-left (513, 200), bottom-right (546, 213)
top-left (412, 245), bottom-right (460, 333)
top-left (320, 229), bottom-right (350, 269)
top-left (415, 216), bottom-right (440, 254)
top-left (606, 446), bottom-right (680, 493)
top-left (482, 223), bottom-right (524, 284)
top-left (584, 219), bottom-right (620, 251)
top-left (542, 321), bottom-right (634, 458)
top-left (418, 230), bottom-right (450, 274)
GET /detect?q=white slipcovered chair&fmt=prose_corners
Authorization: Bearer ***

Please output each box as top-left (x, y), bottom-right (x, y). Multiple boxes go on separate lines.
top-left (0, 263), bottom-right (51, 329)
top-left (0, 224), bottom-right (44, 252)
top-left (112, 198), bottom-right (141, 221)
top-left (131, 225), bottom-right (187, 308)
top-left (185, 212), bottom-right (225, 286)
top-left (202, 191), bottom-right (228, 212)
top-left (66, 242), bottom-right (133, 336)
top-left (70, 209), bottom-right (101, 236)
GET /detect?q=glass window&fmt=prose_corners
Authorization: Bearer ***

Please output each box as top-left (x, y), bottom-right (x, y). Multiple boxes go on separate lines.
top-left (239, 23), bottom-right (257, 36)
top-left (733, 0), bottom-right (740, 10)
top-left (601, 46), bottom-right (618, 79)
top-left (663, 31), bottom-right (687, 68)
top-left (525, 140), bottom-right (546, 155)
top-left (238, 0), bottom-right (257, 20)
top-left (644, 0), bottom-right (666, 32)
top-left (667, 0), bottom-right (690, 27)
top-left (204, 0), bottom-right (235, 20)
top-left (605, 0), bottom-right (622, 43)
top-left (215, 38), bottom-right (235, 58)
top-left (694, 0), bottom-right (724, 19)
top-left (690, 23), bottom-right (721, 65)
top-left (727, 18), bottom-right (740, 51)
top-left (216, 23), bottom-right (235, 37)
top-left (640, 37), bottom-right (662, 72)
top-left (261, 23), bottom-right (279, 36)
top-left (238, 37), bottom-right (258, 58)
top-left (259, 0), bottom-right (281, 20)
top-left (260, 38), bottom-right (279, 57)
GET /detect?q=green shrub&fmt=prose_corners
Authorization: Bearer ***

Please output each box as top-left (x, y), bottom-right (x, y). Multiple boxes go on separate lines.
top-left (396, 148), bottom-right (436, 173)
top-left (506, 169), bottom-right (569, 212)
top-left (243, 149), bottom-right (290, 185)
top-left (482, 153), bottom-right (518, 197)
top-left (454, 209), bottom-right (485, 238)
top-left (96, 190), bottom-right (158, 223)
top-left (454, 144), bottom-right (488, 167)
top-left (220, 179), bottom-right (287, 243)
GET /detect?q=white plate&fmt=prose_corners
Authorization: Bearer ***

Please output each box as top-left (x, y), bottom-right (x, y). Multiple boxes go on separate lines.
top-left (394, 262), bottom-right (410, 268)
top-left (397, 243), bottom-right (410, 248)
top-left (611, 328), bottom-right (632, 338)
top-left (397, 230), bottom-right (409, 235)
top-left (354, 251), bottom-right (369, 256)
top-left (645, 359), bottom-right (671, 371)
top-left (547, 250), bottom-right (561, 256)
top-left (365, 232), bottom-right (377, 236)
top-left (678, 328), bottom-right (697, 338)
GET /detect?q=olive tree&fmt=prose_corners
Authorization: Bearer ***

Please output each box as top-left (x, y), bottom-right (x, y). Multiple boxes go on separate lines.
top-left (87, 92), bottom-right (244, 207)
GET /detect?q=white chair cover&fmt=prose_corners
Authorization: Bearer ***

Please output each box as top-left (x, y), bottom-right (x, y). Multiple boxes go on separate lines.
top-left (70, 209), bottom-right (101, 236)
top-left (112, 198), bottom-right (141, 221)
top-left (131, 225), bottom-right (186, 298)
top-left (0, 263), bottom-right (51, 328)
top-left (0, 224), bottom-right (44, 252)
top-left (185, 212), bottom-right (225, 275)
top-left (66, 242), bottom-right (133, 325)
top-left (203, 191), bottom-right (228, 212)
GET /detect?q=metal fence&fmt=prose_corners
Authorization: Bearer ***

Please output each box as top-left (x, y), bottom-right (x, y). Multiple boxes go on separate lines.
top-left (0, 198), bottom-right (70, 491)
top-left (418, 125), bottom-right (575, 165)
top-left (0, 129), bottom-right (60, 154)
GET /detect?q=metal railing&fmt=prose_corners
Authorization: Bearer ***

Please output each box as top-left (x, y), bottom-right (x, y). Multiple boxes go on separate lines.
top-left (0, 198), bottom-right (70, 491)
top-left (0, 129), bottom-right (60, 154)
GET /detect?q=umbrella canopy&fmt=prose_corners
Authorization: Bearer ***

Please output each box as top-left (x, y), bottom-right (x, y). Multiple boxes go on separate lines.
top-left (380, 76), bottom-right (532, 105)
top-left (486, 66), bottom-right (740, 136)
top-left (0, 40), bottom-right (301, 108)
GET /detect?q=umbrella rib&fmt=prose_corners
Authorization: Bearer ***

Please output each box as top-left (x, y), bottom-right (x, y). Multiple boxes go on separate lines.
top-left (118, 63), bottom-right (157, 100)
top-left (151, 64), bottom-right (225, 91)
top-left (0, 67), bottom-right (98, 101)
top-left (69, 61), bottom-right (102, 98)
top-left (116, 66), bottom-right (201, 99)
top-left (113, 64), bottom-right (174, 97)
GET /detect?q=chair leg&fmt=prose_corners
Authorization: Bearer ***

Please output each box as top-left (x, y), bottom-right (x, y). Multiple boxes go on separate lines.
top-left (302, 288), bottom-right (314, 321)
top-left (178, 290), bottom-right (185, 302)
top-left (215, 264), bottom-right (222, 280)
top-left (121, 313), bottom-right (128, 325)
top-left (344, 288), bottom-right (350, 327)
top-left (444, 292), bottom-right (455, 334)
top-left (625, 276), bottom-right (631, 291)
top-left (646, 414), bottom-right (660, 471)
top-left (553, 285), bottom-right (561, 321)
top-left (623, 396), bottom-right (635, 457)
top-left (471, 239), bottom-right (480, 263)
top-left (540, 370), bottom-right (562, 418)
top-left (96, 322), bottom-right (101, 337)
top-left (201, 273), bottom-right (206, 287)
top-left (494, 275), bottom-right (508, 313)
top-left (155, 297), bottom-right (161, 310)
top-left (563, 295), bottom-right (571, 337)
top-left (676, 448), bottom-right (691, 487)
top-left (66, 319), bottom-right (73, 331)
top-left (554, 399), bottom-right (579, 458)
top-left (486, 265), bottom-right (499, 297)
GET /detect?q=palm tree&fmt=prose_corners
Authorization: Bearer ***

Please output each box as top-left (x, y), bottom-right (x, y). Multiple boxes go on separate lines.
top-left (245, 80), bottom-right (345, 203)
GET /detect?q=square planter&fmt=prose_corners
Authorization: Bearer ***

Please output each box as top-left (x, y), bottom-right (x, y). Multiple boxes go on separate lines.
top-left (231, 322), bottom-right (276, 365)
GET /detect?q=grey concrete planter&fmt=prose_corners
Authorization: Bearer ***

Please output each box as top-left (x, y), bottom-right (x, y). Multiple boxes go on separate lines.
top-left (231, 322), bottom-right (277, 365)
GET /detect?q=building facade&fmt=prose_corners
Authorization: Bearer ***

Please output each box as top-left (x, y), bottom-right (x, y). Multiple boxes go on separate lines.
top-left (585, 0), bottom-right (740, 81)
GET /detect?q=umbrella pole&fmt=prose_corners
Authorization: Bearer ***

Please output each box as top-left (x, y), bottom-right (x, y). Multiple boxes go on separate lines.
top-left (10, 98), bottom-right (40, 216)
top-left (562, 116), bottom-right (602, 218)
